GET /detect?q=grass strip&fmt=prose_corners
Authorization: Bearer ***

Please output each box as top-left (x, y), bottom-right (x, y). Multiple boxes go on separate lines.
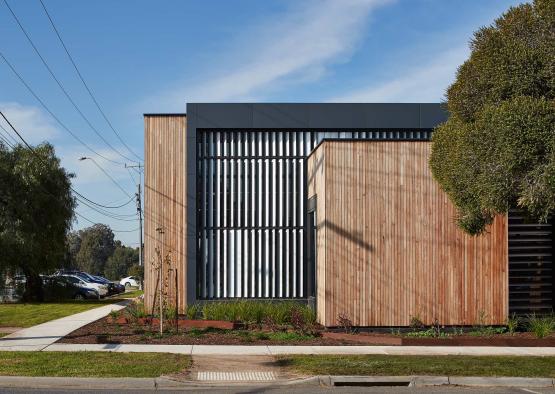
top-left (278, 355), bottom-right (555, 377)
top-left (118, 289), bottom-right (144, 299)
top-left (0, 351), bottom-right (190, 378)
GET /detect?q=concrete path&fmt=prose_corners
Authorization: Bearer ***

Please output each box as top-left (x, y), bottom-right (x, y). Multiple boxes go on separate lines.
top-left (41, 343), bottom-right (555, 356)
top-left (0, 301), bottom-right (128, 351)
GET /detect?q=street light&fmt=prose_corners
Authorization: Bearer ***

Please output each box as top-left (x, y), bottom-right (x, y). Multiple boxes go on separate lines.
top-left (79, 156), bottom-right (132, 198)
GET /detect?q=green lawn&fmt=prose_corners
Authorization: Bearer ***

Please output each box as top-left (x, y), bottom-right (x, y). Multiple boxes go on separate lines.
top-left (278, 355), bottom-right (555, 377)
top-left (0, 301), bottom-right (120, 328)
top-left (118, 289), bottom-right (143, 299)
top-left (0, 352), bottom-right (190, 377)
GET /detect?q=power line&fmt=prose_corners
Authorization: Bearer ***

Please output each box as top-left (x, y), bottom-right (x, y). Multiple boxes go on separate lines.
top-left (0, 122), bottom-right (18, 147)
top-left (39, 0), bottom-right (143, 163)
top-left (74, 212), bottom-right (139, 233)
top-left (0, 110), bottom-right (136, 219)
top-left (0, 51), bottom-right (124, 166)
top-left (3, 0), bottom-right (137, 164)
top-left (80, 157), bottom-right (132, 198)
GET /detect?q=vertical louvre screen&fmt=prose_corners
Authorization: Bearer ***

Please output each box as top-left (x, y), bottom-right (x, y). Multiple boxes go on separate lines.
top-left (197, 129), bottom-right (432, 299)
top-left (509, 210), bottom-right (554, 315)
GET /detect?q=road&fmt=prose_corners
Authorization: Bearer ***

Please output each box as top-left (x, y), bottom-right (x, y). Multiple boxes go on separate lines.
top-left (1, 386), bottom-right (555, 394)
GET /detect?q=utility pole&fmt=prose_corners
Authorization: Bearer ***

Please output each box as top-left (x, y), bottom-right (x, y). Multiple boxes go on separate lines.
top-left (137, 183), bottom-right (143, 266)
top-left (126, 163), bottom-right (144, 267)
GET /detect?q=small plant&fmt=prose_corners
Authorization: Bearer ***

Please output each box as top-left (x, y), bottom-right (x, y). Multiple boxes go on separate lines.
top-left (507, 313), bottom-right (521, 335)
top-left (185, 303), bottom-right (200, 320)
top-left (409, 314), bottom-right (425, 330)
top-left (527, 314), bottom-right (554, 339)
top-left (126, 300), bottom-right (147, 320)
top-left (451, 327), bottom-right (464, 336)
top-left (109, 309), bottom-right (121, 320)
top-left (254, 331), bottom-right (270, 340)
top-left (163, 306), bottom-right (177, 322)
top-left (337, 313), bottom-right (353, 334)
top-left (431, 318), bottom-right (442, 337)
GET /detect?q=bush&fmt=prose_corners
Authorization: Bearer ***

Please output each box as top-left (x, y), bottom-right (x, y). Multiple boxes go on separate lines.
top-left (185, 303), bottom-right (200, 320)
top-left (527, 314), bottom-right (554, 339)
top-left (200, 300), bottom-right (315, 327)
top-left (507, 313), bottom-right (521, 335)
top-left (126, 300), bottom-right (147, 320)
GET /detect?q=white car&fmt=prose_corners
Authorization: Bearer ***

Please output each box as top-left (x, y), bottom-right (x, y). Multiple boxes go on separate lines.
top-left (120, 276), bottom-right (140, 288)
top-left (62, 275), bottom-right (108, 297)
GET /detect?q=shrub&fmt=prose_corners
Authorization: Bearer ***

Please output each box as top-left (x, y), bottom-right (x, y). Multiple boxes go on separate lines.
top-left (185, 303), bottom-right (200, 320)
top-left (200, 300), bottom-right (314, 327)
top-left (337, 313), bottom-right (353, 334)
top-left (507, 313), bottom-right (521, 335)
top-left (409, 314), bottom-right (425, 330)
top-left (527, 314), bottom-right (554, 339)
top-left (163, 305), bottom-right (177, 321)
top-left (126, 300), bottom-right (147, 320)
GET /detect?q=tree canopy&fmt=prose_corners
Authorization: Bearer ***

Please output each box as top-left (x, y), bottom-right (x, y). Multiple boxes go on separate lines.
top-left (73, 224), bottom-right (116, 275)
top-left (104, 242), bottom-right (139, 280)
top-left (0, 143), bottom-right (75, 300)
top-left (430, 0), bottom-right (555, 234)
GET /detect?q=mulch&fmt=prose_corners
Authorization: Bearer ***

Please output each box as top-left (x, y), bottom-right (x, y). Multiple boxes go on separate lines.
top-left (57, 317), bottom-right (366, 346)
top-left (57, 317), bottom-right (555, 346)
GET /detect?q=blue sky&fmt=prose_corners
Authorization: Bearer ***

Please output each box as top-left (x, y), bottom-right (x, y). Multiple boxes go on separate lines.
top-left (0, 0), bottom-right (523, 245)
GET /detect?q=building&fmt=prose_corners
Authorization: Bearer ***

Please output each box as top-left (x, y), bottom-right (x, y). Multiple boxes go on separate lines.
top-left (144, 103), bottom-right (554, 326)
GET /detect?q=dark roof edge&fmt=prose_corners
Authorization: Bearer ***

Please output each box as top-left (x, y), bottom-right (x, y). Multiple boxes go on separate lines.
top-left (144, 113), bottom-right (186, 117)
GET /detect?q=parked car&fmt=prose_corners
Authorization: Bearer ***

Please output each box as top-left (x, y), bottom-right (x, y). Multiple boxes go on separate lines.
top-left (43, 276), bottom-right (99, 300)
top-left (92, 275), bottom-right (125, 295)
top-left (120, 276), bottom-right (140, 288)
top-left (61, 274), bottom-right (108, 297)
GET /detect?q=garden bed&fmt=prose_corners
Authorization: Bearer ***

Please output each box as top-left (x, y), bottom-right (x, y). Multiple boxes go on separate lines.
top-left (59, 315), bottom-right (555, 346)
top-left (58, 316), bottom-right (360, 345)
top-left (64, 300), bottom-right (554, 346)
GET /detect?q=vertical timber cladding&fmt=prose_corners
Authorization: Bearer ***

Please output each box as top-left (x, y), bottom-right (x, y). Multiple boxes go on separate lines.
top-left (144, 115), bottom-right (187, 313)
top-left (307, 140), bottom-right (509, 327)
top-left (196, 130), bottom-right (434, 299)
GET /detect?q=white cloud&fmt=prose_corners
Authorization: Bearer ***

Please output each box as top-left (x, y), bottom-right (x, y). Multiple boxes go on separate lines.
top-left (149, 0), bottom-right (392, 109)
top-left (330, 46), bottom-right (469, 103)
top-left (0, 102), bottom-right (60, 144)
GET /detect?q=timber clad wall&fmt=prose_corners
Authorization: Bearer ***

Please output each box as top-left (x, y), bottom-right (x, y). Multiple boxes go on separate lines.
top-left (308, 141), bottom-right (508, 327)
top-left (144, 115), bottom-right (187, 313)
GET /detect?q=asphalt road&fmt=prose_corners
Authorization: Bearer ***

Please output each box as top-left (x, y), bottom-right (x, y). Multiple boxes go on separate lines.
top-left (1, 386), bottom-right (555, 394)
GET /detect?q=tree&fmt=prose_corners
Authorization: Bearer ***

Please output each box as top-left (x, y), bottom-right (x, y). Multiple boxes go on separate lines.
top-left (75, 224), bottom-right (115, 275)
top-left (430, 0), bottom-right (555, 235)
top-left (0, 143), bottom-right (75, 301)
top-left (127, 264), bottom-right (144, 280)
top-left (104, 243), bottom-right (139, 280)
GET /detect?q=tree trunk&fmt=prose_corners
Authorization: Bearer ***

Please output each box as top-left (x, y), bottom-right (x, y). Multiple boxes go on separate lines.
top-left (22, 271), bottom-right (44, 302)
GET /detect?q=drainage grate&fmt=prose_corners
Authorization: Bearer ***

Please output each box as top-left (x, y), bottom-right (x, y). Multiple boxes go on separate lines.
top-left (196, 371), bottom-right (276, 381)
top-left (334, 381), bottom-right (411, 387)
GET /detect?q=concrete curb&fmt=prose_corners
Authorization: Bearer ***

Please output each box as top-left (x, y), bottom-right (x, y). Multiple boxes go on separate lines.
top-left (36, 343), bottom-right (555, 356)
top-left (0, 375), bottom-right (553, 389)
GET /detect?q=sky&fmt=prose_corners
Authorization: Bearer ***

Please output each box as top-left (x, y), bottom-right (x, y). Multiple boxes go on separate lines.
top-left (0, 0), bottom-right (524, 246)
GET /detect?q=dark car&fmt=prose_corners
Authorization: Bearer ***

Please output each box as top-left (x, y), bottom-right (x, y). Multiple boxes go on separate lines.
top-left (92, 275), bottom-right (125, 295)
top-left (43, 276), bottom-right (99, 300)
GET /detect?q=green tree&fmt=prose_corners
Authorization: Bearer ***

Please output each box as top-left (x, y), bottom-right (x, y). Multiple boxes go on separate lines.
top-left (75, 224), bottom-right (115, 275)
top-left (127, 264), bottom-right (144, 280)
top-left (0, 143), bottom-right (75, 301)
top-left (104, 243), bottom-right (139, 280)
top-left (430, 0), bottom-right (555, 234)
